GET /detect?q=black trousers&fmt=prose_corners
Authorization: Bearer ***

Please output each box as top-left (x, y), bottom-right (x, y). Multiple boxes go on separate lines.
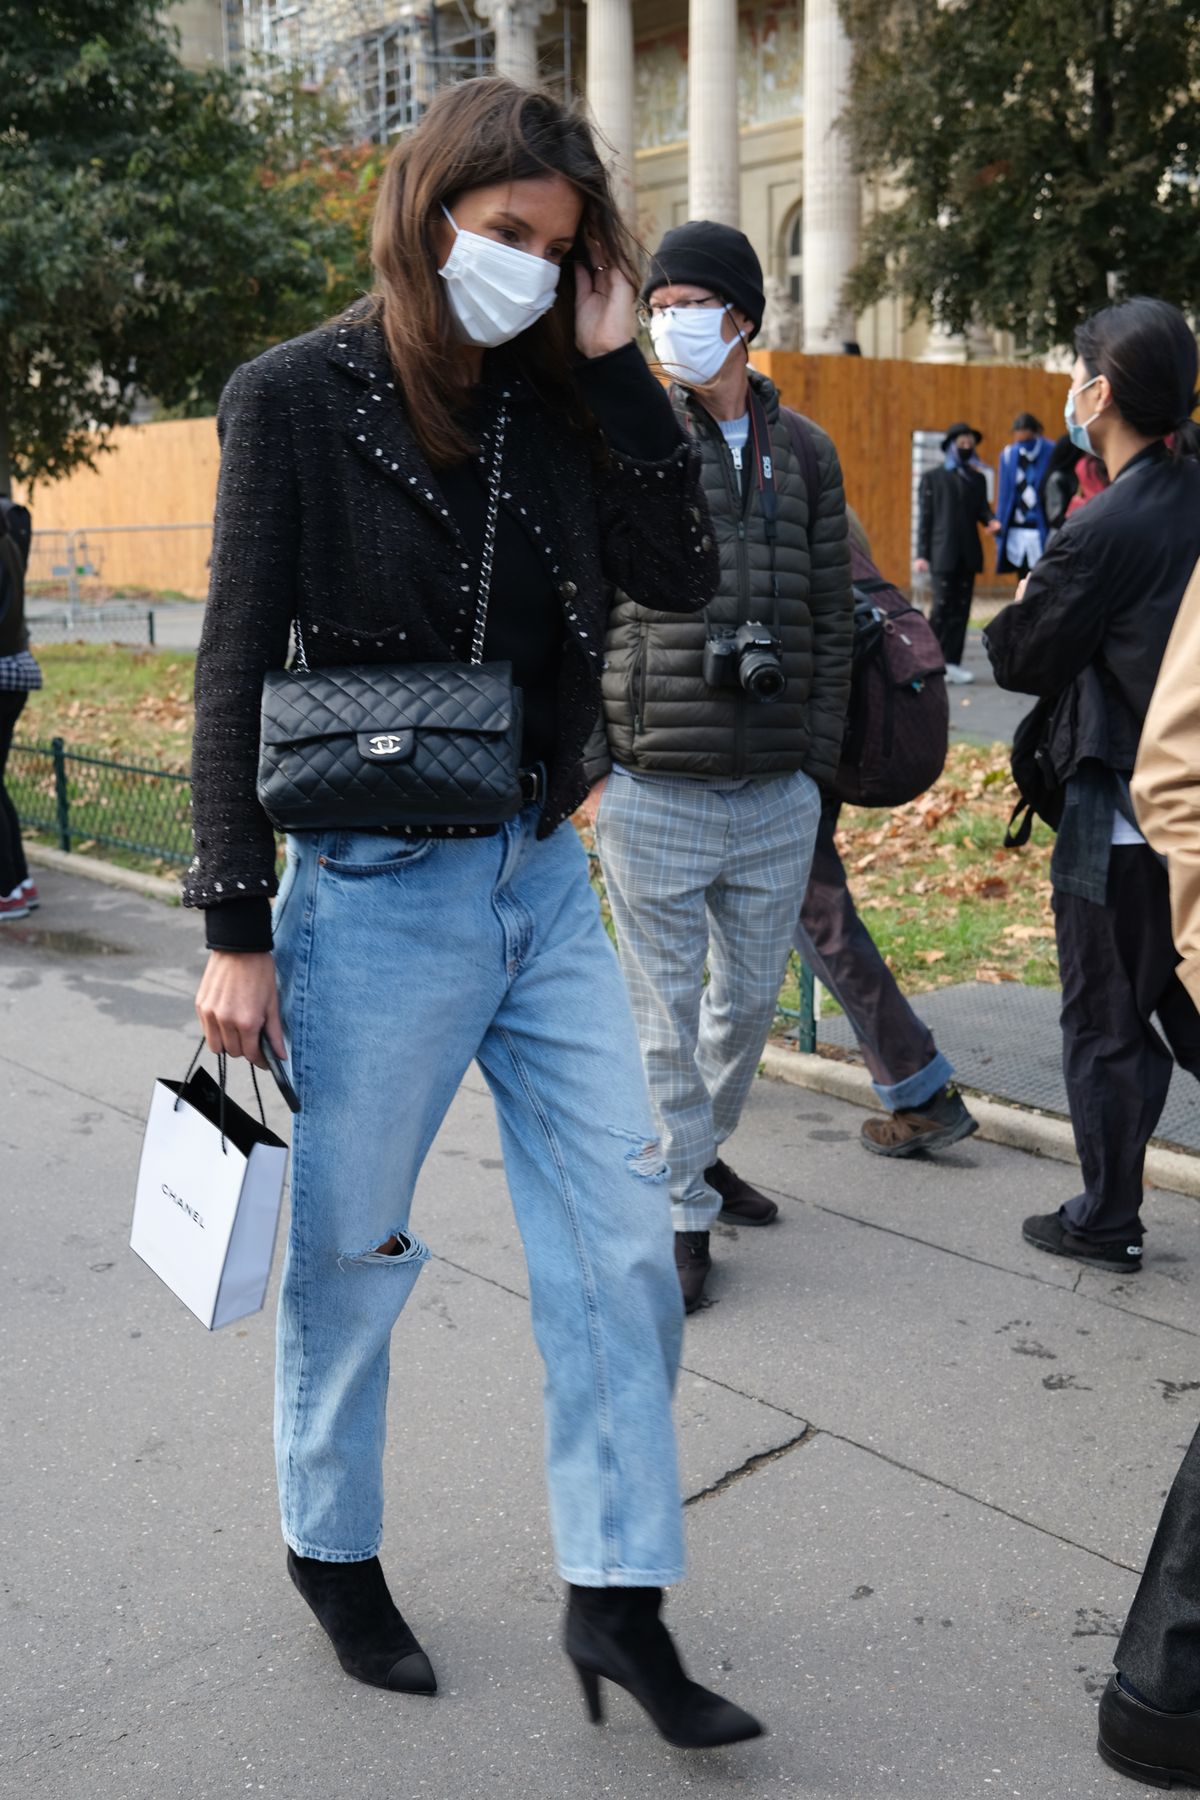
top-left (1056, 845), bottom-right (1200, 1242)
top-left (1117, 1419), bottom-right (1200, 1711)
top-left (0, 690), bottom-right (29, 898)
top-left (794, 799), bottom-right (941, 1095)
top-left (928, 569), bottom-right (976, 666)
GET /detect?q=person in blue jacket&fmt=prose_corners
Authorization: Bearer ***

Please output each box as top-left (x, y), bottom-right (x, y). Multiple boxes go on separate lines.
top-left (995, 412), bottom-right (1054, 575)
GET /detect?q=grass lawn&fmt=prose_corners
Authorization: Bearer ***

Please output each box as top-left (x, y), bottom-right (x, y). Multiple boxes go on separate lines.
top-left (20, 643), bottom-right (196, 769)
top-left (777, 740), bottom-right (1058, 1012)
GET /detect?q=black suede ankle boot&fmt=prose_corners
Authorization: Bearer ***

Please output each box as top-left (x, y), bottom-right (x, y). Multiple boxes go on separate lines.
top-left (564, 1585), bottom-right (762, 1748)
top-left (287, 1550), bottom-right (437, 1694)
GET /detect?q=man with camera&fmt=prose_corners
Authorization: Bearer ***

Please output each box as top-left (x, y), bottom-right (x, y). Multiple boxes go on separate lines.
top-left (580, 221), bottom-right (853, 1313)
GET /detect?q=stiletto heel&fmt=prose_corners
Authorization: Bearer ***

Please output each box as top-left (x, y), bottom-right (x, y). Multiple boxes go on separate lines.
top-left (575, 1661), bottom-right (605, 1723)
top-left (565, 1586), bottom-right (763, 1749)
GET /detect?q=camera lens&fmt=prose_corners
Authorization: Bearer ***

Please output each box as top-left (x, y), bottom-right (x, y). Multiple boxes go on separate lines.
top-left (739, 651), bottom-right (786, 702)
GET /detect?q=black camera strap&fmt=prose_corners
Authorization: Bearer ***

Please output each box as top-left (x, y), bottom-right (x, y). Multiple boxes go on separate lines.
top-left (746, 388), bottom-right (781, 632)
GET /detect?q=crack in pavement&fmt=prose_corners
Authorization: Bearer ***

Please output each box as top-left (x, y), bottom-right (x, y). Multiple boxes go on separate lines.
top-left (685, 1428), bottom-right (815, 1506)
top-left (433, 1245), bottom-right (1148, 1575)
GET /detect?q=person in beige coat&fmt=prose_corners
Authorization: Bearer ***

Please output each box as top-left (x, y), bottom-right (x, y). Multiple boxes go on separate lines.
top-left (1132, 557), bottom-right (1200, 1007)
top-left (1094, 557), bottom-right (1200, 1787)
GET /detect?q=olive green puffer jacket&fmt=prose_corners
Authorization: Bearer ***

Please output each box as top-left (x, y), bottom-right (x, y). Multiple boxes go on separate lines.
top-left (583, 370), bottom-right (853, 786)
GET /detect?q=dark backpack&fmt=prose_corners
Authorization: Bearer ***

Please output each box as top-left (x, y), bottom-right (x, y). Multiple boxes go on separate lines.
top-left (780, 407), bottom-right (948, 808)
top-left (1003, 692), bottom-right (1068, 847)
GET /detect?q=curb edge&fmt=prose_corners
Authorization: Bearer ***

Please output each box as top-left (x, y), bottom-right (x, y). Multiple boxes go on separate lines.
top-left (26, 843), bottom-right (181, 904)
top-left (760, 1044), bottom-right (1200, 1202)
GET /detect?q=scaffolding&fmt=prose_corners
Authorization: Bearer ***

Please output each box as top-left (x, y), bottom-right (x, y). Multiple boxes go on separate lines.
top-left (224, 0), bottom-right (573, 141)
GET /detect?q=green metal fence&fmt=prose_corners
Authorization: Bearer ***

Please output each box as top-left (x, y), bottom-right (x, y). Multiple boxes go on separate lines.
top-left (11, 738), bottom-right (192, 866)
top-left (10, 737), bottom-right (818, 1047)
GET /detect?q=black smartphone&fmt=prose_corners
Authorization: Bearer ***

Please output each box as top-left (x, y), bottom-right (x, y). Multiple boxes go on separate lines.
top-left (260, 1031), bottom-right (301, 1114)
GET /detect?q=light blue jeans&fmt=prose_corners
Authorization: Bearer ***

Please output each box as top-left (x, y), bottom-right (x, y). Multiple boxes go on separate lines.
top-left (269, 807), bottom-right (685, 1584)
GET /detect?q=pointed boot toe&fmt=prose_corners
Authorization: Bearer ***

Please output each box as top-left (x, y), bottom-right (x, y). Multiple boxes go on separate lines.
top-left (675, 1693), bottom-right (764, 1749)
top-left (387, 1648), bottom-right (437, 1695)
top-left (287, 1550), bottom-right (437, 1696)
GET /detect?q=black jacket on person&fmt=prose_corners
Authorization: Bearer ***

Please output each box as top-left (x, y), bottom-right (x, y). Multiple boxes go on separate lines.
top-left (985, 444), bottom-right (1200, 781)
top-left (582, 371), bottom-right (853, 787)
top-left (917, 463), bottom-right (993, 573)
top-left (184, 313), bottom-right (718, 937)
top-left (0, 529), bottom-right (27, 658)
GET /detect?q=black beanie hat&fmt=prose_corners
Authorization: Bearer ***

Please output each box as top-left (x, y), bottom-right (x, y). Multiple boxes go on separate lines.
top-left (642, 221), bottom-right (766, 336)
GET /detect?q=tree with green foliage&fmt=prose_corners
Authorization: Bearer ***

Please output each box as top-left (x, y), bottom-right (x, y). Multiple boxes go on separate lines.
top-left (0, 0), bottom-right (358, 490)
top-left (838, 0), bottom-right (1200, 353)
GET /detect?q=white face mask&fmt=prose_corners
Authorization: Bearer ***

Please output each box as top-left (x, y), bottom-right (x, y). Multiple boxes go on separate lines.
top-left (437, 206), bottom-right (562, 349)
top-left (648, 303), bottom-right (740, 386)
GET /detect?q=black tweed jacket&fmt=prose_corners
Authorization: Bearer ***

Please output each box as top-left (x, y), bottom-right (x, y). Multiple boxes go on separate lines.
top-left (184, 315), bottom-right (717, 919)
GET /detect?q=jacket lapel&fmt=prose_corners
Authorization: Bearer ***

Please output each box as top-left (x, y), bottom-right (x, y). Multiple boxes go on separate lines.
top-left (327, 317), bottom-right (464, 546)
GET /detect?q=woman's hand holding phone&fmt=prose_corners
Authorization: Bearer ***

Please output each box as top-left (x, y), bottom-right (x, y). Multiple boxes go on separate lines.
top-left (195, 950), bottom-right (283, 1068)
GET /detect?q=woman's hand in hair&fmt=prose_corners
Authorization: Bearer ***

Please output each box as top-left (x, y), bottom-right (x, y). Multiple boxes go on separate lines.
top-left (575, 237), bottom-right (636, 360)
top-left (196, 950), bottom-right (283, 1068)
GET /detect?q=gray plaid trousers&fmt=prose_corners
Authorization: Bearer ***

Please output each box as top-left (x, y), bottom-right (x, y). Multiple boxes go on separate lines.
top-left (595, 767), bottom-right (820, 1231)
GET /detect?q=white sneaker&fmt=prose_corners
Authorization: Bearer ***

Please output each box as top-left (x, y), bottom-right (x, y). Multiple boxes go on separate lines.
top-left (944, 663), bottom-right (975, 685)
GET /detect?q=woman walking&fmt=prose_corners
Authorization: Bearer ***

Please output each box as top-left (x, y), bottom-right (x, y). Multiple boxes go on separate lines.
top-left (986, 296), bottom-right (1200, 1272)
top-left (188, 78), bottom-right (762, 1749)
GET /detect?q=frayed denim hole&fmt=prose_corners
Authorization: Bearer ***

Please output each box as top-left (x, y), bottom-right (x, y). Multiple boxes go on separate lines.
top-left (338, 1229), bottom-right (431, 1269)
top-left (605, 1126), bottom-right (670, 1183)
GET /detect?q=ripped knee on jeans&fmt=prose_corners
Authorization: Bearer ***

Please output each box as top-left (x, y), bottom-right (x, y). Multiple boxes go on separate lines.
top-left (607, 1126), bottom-right (670, 1183)
top-left (338, 1229), bottom-right (429, 1268)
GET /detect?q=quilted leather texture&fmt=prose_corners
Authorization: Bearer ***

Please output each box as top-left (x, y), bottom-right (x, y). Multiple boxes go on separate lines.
top-left (257, 662), bottom-right (525, 830)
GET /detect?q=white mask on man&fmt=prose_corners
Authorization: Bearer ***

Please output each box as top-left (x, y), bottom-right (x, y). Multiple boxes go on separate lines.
top-left (648, 303), bottom-right (741, 386)
top-left (437, 206), bottom-right (562, 348)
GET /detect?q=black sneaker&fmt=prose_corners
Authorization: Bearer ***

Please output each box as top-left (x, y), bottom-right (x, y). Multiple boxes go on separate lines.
top-left (704, 1158), bottom-right (779, 1226)
top-left (1022, 1211), bottom-right (1143, 1274)
top-left (674, 1231), bottom-right (712, 1314)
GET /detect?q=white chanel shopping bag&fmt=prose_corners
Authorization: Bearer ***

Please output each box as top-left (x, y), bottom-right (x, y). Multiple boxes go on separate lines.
top-left (131, 1050), bottom-right (288, 1330)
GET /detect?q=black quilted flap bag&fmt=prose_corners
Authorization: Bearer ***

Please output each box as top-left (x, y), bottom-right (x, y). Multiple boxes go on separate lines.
top-left (257, 661), bottom-right (525, 831)
top-left (256, 401), bottom-right (528, 834)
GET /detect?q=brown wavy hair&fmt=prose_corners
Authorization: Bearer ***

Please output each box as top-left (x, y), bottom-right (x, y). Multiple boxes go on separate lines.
top-left (370, 77), bottom-right (639, 468)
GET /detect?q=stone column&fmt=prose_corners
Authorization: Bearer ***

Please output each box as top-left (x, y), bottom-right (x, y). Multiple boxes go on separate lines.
top-left (476, 0), bottom-right (552, 88)
top-left (802, 0), bottom-right (861, 352)
top-left (687, 0), bottom-right (740, 225)
top-left (586, 0), bottom-right (635, 221)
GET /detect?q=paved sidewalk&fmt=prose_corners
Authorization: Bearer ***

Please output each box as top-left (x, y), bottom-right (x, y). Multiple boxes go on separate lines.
top-left (4, 867), bottom-right (1197, 1799)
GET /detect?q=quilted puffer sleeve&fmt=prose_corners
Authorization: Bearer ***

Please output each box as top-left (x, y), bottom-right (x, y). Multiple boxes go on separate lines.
top-left (183, 351), bottom-right (298, 937)
top-left (801, 421), bottom-right (853, 786)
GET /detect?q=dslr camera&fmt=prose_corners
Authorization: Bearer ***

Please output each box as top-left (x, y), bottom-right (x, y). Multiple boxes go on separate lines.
top-left (702, 622), bottom-right (786, 703)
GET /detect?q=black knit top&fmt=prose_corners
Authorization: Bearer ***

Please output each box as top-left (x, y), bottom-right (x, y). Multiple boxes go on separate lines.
top-left (186, 314), bottom-right (718, 949)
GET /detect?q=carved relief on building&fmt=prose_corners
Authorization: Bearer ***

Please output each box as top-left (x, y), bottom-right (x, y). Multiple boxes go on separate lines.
top-left (738, 1), bottom-right (803, 127)
top-left (633, 0), bottom-right (803, 151)
top-left (633, 35), bottom-right (689, 149)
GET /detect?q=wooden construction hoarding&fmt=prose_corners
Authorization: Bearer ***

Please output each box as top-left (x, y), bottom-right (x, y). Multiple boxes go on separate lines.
top-left (19, 358), bottom-right (1071, 598)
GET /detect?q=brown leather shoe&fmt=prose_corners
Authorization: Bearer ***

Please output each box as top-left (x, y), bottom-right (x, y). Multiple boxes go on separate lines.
top-left (674, 1231), bottom-right (712, 1313)
top-left (860, 1085), bottom-right (979, 1159)
top-left (704, 1158), bottom-right (779, 1225)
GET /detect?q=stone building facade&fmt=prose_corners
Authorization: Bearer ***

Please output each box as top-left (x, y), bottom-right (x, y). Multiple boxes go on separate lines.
top-left (174, 0), bottom-right (953, 361)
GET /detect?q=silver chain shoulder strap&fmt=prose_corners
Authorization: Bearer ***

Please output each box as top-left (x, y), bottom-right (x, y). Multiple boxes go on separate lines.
top-left (470, 403), bottom-right (508, 667)
top-left (290, 402), bottom-right (508, 674)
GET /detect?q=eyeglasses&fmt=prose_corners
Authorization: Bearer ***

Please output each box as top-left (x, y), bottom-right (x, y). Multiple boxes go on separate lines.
top-left (635, 294), bottom-right (726, 329)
